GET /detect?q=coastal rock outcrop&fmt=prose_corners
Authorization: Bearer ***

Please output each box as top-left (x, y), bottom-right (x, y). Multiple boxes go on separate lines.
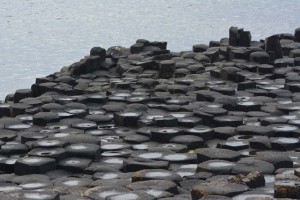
top-left (0, 27), bottom-right (300, 199)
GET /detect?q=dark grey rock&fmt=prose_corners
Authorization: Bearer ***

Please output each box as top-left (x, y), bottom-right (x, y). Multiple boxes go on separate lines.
top-left (193, 44), bottom-right (208, 53)
top-left (191, 181), bottom-right (249, 199)
top-left (60, 195), bottom-right (90, 200)
top-left (14, 89), bottom-right (32, 103)
top-left (274, 174), bottom-right (300, 198)
top-left (294, 27), bottom-right (300, 42)
top-left (14, 156), bottom-right (56, 175)
top-left (33, 112), bottom-right (60, 126)
top-left (1, 143), bottom-right (28, 155)
top-left (249, 51), bottom-right (270, 64)
top-left (58, 157), bottom-right (92, 173)
top-left (265, 34), bottom-right (282, 59)
top-left (132, 169), bottom-right (182, 183)
top-left (83, 186), bottom-right (130, 200)
top-left (170, 135), bottom-right (204, 149)
top-left (239, 31), bottom-right (251, 47)
top-left (65, 143), bottom-right (101, 159)
top-left (232, 157), bottom-right (275, 175)
top-left (151, 127), bottom-right (182, 142)
top-left (0, 104), bottom-right (11, 117)
top-left (114, 111), bottom-right (142, 127)
top-left (229, 27), bottom-right (239, 46)
top-left (28, 148), bottom-right (67, 161)
top-left (199, 195), bottom-right (231, 200)
top-left (256, 151), bottom-right (293, 169)
top-left (19, 191), bottom-right (59, 200)
top-left (159, 60), bottom-right (175, 79)
top-left (106, 191), bottom-right (156, 200)
top-left (11, 103), bottom-right (32, 117)
top-left (122, 158), bottom-right (169, 172)
top-left (195, 148), bottom-right (240, 162)
top-left (90, 47), bottom-right (106, 58)
top-left (197, 159), bottom-right (235, 174)
top-left (270, 137), bottom-right (299, 151)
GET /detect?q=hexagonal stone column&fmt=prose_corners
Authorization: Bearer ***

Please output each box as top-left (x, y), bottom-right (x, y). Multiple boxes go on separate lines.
top-left (14, 156), bottom-right (56, 175)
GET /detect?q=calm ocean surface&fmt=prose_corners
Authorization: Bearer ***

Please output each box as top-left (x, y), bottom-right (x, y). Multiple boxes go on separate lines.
top-left (0, 0), bottom-right (300, 99)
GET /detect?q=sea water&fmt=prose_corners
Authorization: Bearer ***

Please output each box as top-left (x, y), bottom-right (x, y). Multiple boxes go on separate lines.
top-left (0, 0), bottom-right (300, 99)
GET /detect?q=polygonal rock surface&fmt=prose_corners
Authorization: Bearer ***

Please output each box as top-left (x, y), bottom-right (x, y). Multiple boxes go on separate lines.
top-left (14, 157), bottom-right (56, 175)
top-left (1, 27), bottom-right (300, 199)
top-left (33, 112), bottom-right (60, 126)
top-left (191, 181), bottom-right (249, 199)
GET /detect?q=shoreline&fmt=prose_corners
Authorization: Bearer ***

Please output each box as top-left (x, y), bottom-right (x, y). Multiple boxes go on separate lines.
top-left (0, 27), bottom-right (300, 199)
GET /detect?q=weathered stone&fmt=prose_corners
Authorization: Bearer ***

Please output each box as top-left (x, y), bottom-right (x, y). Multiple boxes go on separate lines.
top-left (19, 191), bottom-right (60, 200)
top-left (126, 180), bottom-right (178, 194)
top-left (11, 103), bottom-right (32, 117)
top-left (122, 158), bottom-right (169, 172)
top-left (33, 112), bottom-right (60, 126)
top-left (220, 67), bottom-right (241, 81)
top-left (83, 186), bottom-right (130, 200)
top-left (114, 111), bottom-right (142, 127)
top-left (71, 120), bottom-right (97, 130)
top-left (0, 104), bottom-right (11, 117)
top-left (249, 51), bottom-right (270, 64)
top-left (28, 148), bottom-right (67, 161)
top-left (228, 171), bottom-right (265, 188)
top-left (58, 157), bottom-right (92, 173)
top-left (274, 174), bottom-right (300, 199)
top-left (65, 143), bottom-right (101, 159)
top-left (236, 125), bottom-right (272, 136)
top-left (130, 43), bottom-right (145, 54)
top-left (239, 31), bottom-right (251, 47)
top-left (265, 34), bottom-right (283, 59)
top-left (90, 46), bottom-right (106, 58)
top-left (14, 89), bottom-right (32, 103)
top-left (197, 160), bottom-right (235, 174)
top-left (232, 158), bottom-right (275, 175)
top-left (106, 192), bottom-right (156, 200)
top-left (289, 49), bottom-right (300, 58)
top-left (15, 157), bottom-right (56, 175)
top-left (256, 151), bottom-right (293, 169)
top-left (270, 137), bottom-right (299, 150)
top-left (1, 143), bottom-right (28, 155)
top-left (185, 125), bottom-right (214, 141)
top-left (294, 27), bottom-right (300, 42)
top-left (4, 28), bottom-right (300, 198)
top-left (132, 169), bottom-right (182, 183)
top-left (170, 135), bottom-right (203, 149)
top-left (229, 27), bottom-right (239, 46)
top-left (194, 54), bottom-right (211, 63)
top-left (195, 148), bottom-right (240, 162)
top-left (191, 181), bottom-right (249, 199)
top-left (159, 60), bottom-right (175, 79)
top-left (151, 127), bottom-right (182, 142)
top-left (193, 44), bottom-right (208, 53)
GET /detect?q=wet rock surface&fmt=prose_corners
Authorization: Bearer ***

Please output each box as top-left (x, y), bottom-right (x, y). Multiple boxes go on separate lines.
top-left (0, 27), bottom-right (300, 199)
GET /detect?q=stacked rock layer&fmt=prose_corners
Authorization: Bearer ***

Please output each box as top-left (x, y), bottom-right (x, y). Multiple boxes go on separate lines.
top-left (1, 27), bottom-right (300, 199)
